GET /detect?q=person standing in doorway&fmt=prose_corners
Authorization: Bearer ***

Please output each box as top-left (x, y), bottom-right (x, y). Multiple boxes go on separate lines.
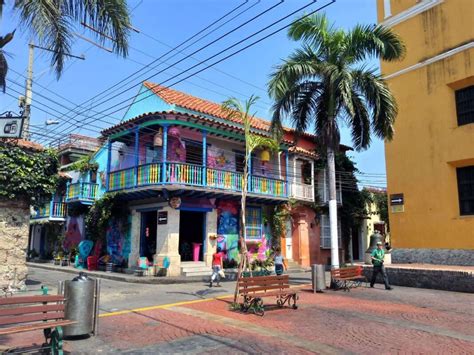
top-left (274, 248), bottom-right (287, 276)
top-left (210, 247), bottom-right (224, 287)
top-left (370, 242), bottom-right (393, 290)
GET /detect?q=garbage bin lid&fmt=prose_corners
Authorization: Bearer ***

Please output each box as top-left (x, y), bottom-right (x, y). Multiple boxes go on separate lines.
top-left (72, 272), bottom-right (90, 281)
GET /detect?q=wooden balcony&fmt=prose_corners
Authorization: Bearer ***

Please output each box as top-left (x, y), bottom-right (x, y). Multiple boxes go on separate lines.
top-left (66, 182), bottom-right (98, 204)
top-left (290, 182), bottom-right (315, 201)
top-left (107, 162), bottom-right (288, 200)
top-left (31, 201), bottom-right (67, 221)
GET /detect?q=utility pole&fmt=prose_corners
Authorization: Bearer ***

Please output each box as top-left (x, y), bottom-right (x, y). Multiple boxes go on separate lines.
top-left (20, 43), bottom-right (85, 140)
top-left (22, 42), bottom-right (34, 140)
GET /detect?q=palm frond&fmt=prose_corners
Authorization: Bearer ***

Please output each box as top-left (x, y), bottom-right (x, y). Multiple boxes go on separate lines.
top-left (345, 23), bottom-right (405, 63)
top-left (287, 13), bottom-right (332, 50)
top-left (64, 0), bottom-right (130, 57)
top-left (0, 50), bottom-right (7, 93)
top-left (352, 68), bottom-right (397, 141)
top-left (345, 91), bottom-right (371, 150)
top-left (313, 90), bottom-right (340, 149)
top-left (268, 47), bottom-right (329, 100)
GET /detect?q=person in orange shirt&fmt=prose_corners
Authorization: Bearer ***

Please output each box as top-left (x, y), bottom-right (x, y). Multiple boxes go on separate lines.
top-left (209, 247), bottom-right (224, 287)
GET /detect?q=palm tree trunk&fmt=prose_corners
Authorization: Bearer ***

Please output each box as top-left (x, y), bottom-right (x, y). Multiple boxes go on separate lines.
top-left (233, 152), bottom-right (249, 304)
top-left (327, 147), bottom-right (340, 268)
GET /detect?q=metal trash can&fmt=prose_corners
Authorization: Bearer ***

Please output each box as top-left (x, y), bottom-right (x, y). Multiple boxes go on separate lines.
top-left (311, 264), bottom-right (326, 293)
top-left (62, 272), bottom-right (98, 337)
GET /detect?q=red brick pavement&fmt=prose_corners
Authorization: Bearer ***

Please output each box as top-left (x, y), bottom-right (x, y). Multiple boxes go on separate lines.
top-left (1, 286), bottom-right (473, 353)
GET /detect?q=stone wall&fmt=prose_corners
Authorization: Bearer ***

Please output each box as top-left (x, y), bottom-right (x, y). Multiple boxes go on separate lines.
top-left (0, 198), bottom-right (30, 291)
top-left (392, 248), bottom-right (474, 266)
top-left (362, 265), bottom-right (474, 293)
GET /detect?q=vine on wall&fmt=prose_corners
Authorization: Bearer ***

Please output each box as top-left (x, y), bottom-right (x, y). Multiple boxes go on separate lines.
top-left (0, 143), bottom-right (59, 207)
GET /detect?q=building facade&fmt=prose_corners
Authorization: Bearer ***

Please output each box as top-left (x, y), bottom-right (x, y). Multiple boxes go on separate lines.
top-left (29, 83), bottom-right (346, 275)
top-left (377, 0), bottom-right (474, 265)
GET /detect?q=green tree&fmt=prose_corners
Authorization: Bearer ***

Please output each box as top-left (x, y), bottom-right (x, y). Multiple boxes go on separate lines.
top-left (268, 14), bottom-right (404, 268)
top-left (221, 95), bottom-right (278, 303)
top-left (0, 0), bottom-right (131, 92)
top-left (0, 142), bottom-right (59, 206)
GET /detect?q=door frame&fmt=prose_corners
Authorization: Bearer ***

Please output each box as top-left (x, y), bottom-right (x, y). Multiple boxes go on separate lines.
top-left (179, 207), bottom-right (211, 260)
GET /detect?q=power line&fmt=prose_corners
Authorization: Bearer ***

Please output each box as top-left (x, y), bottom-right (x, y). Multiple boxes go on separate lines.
top-left (38, 0), bottom-right (329, 147)
top-left (37, 0), bottom-right (265, 142)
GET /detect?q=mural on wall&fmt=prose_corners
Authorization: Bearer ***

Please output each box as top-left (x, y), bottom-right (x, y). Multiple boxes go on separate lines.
top-left (64, 217), bottom-right (83, 249)
top-left (217, 200), bottom-right (239, 260)
top-left (167, 127), bottom-right (186, 162)
top-left (105, 217), bottom-right (132, 265)
top-left (207, 146), bottom-right (235, 170)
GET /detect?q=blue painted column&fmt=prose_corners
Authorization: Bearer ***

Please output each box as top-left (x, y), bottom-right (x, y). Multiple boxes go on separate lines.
top-left (202, 130), bottom-right (207, 186)
top-left (285, 150), bottom-right (289, 197)
top-left (161, 125), bottom-right (168, 183)
top-left (105, 139), bottom-right (112, 191)
top-left (134, 126), bottom-right (140, 187)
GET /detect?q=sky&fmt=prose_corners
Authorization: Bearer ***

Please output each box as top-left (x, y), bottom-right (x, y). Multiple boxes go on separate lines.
top-left (1, 0), bottom-right (387, 186)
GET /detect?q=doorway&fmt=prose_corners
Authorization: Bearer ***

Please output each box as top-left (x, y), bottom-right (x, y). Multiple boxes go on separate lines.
top-left (140, 211), bottom-right (157, 262)
top-left (179, 210), bottom-right (205, 261)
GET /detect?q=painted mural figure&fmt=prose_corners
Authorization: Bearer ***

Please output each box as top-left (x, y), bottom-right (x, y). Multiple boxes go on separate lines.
top-left (64, 217), bottom-right (82, 250)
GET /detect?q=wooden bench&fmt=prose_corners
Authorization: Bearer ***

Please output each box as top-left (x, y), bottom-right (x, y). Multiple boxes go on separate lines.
top-left (237, 275), bottom-right (298, 316)
top-left (331, 266), bottom-right (368, 291)
top-left (0, 295), bottom-right (74, 354)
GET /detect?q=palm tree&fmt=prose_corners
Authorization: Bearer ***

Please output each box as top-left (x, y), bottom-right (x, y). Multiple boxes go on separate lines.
top-left (0, 0), bottom-right (130, 92)
top-left (221, 95), bottom-right (278, 303)
top-left (268, 14), bottom-right (405, 268)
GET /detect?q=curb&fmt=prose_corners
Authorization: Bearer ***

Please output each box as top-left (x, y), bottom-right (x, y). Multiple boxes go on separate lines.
top-left (27, 262), bottom-right (308, 285)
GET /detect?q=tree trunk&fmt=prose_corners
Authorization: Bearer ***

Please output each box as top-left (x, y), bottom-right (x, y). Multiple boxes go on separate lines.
top-left (327, 147), bottom-right (340, 268)
top-left (233, 152), bottom-right (249, 304)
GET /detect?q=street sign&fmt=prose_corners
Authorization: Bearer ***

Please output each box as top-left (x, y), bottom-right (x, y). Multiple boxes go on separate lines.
top-left (390, 193), bottom-right (404, 213)
top-left (0, 112), bottom-right (24, 138)
top-left (390, 193), bottom-right (404, 205)
top-left (158, 211), bottom-right (168, 225)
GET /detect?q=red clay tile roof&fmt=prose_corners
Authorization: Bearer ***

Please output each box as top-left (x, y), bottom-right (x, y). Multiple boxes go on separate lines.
top-left (144, 81), bottom-right (276, 132)
top-left (0, 138), bottom-right (43, 151)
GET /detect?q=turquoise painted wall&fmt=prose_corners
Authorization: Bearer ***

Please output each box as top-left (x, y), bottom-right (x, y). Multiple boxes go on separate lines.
top-left (92, 145), bottom-right (108, 197)
top-left (122, 85), bottom-right (172, 121)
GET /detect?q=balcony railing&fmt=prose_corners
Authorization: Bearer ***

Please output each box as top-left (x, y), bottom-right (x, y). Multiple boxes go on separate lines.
top-left (66, 182), bottom-right (98, 203)
top-left (108, 162), bottom-right (288, 198)
top-left (317, 170), bottom-right (343, 204)
top-left (290, 182), bottom-right (314, 201)
top-left (31, 202), bottom-right (67, 220)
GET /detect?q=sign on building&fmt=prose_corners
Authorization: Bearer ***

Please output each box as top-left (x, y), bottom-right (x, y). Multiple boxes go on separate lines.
top-left (158, 211), bottom-right (168, 225)
top-left (390, 193), bottom-right (404, 213)
top-left (0, 112), bottom-right (24, 138)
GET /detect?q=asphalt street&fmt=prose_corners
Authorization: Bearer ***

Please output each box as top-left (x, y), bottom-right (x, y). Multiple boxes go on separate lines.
top-left (25, 267), bottom-right (313, 314)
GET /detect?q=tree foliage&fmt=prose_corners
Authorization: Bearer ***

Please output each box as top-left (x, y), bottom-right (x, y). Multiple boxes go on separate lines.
top-left (84, 193), bottom-right (126, 243)
top-left (1, 0), bottom-right (131, 92)
top-left (0, 143), bottom-right (59, 206)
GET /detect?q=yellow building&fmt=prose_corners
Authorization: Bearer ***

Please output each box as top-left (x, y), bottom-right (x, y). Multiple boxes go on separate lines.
top-left (377, 0), bottom-right (474, 265)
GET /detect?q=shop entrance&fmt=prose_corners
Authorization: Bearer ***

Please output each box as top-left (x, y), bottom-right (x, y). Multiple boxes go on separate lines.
top-left (140, 211), bottom-right (157, 262)
top-left (179, 210), bottom-right (205, 262)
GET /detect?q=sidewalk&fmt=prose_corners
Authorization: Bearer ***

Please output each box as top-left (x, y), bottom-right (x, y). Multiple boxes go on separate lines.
top-left (26, 262), bottom-right (307, 285)
top-left (360, 262), bottom-right (474, 293)
top-left (2, 283), bottom-right (473, 353)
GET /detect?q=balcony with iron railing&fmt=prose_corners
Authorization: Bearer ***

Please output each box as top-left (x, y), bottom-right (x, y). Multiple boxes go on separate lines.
top-left (107, 162), bottom-right (288, 199)
top-left (66, 182), bottom-right (99, 204)
top-left (31, 201), bottom-right (67, 221)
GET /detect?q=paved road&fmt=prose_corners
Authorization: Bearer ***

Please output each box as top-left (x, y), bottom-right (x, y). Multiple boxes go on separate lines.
top-left (25, 267), bottom-right (312, 314)
top-left (4, 267), bottom-right (473, 354)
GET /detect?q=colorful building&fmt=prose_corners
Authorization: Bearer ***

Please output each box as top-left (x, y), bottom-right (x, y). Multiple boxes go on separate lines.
top-left (30, 83), bottom-right (348, 274)
top-left (377, 0), bottom-right (474, 265)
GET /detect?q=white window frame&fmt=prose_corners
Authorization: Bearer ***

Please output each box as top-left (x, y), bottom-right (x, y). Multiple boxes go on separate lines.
top-left (320, 214), bottom-right (342, 249)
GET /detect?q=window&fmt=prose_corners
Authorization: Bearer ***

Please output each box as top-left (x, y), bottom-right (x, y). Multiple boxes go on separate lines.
top-left (235, 151), bottom-right (245, 173)
top-left (184, 140), bottom-right (203, 165)
top-left (320, 215), bottom-right (342, 249)
top-left (457, 166), bottom-right (474, 215)
top-left (455, 85), bottom-right (474, 126)
top-left (245, 207), bottom-right (262, 241)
